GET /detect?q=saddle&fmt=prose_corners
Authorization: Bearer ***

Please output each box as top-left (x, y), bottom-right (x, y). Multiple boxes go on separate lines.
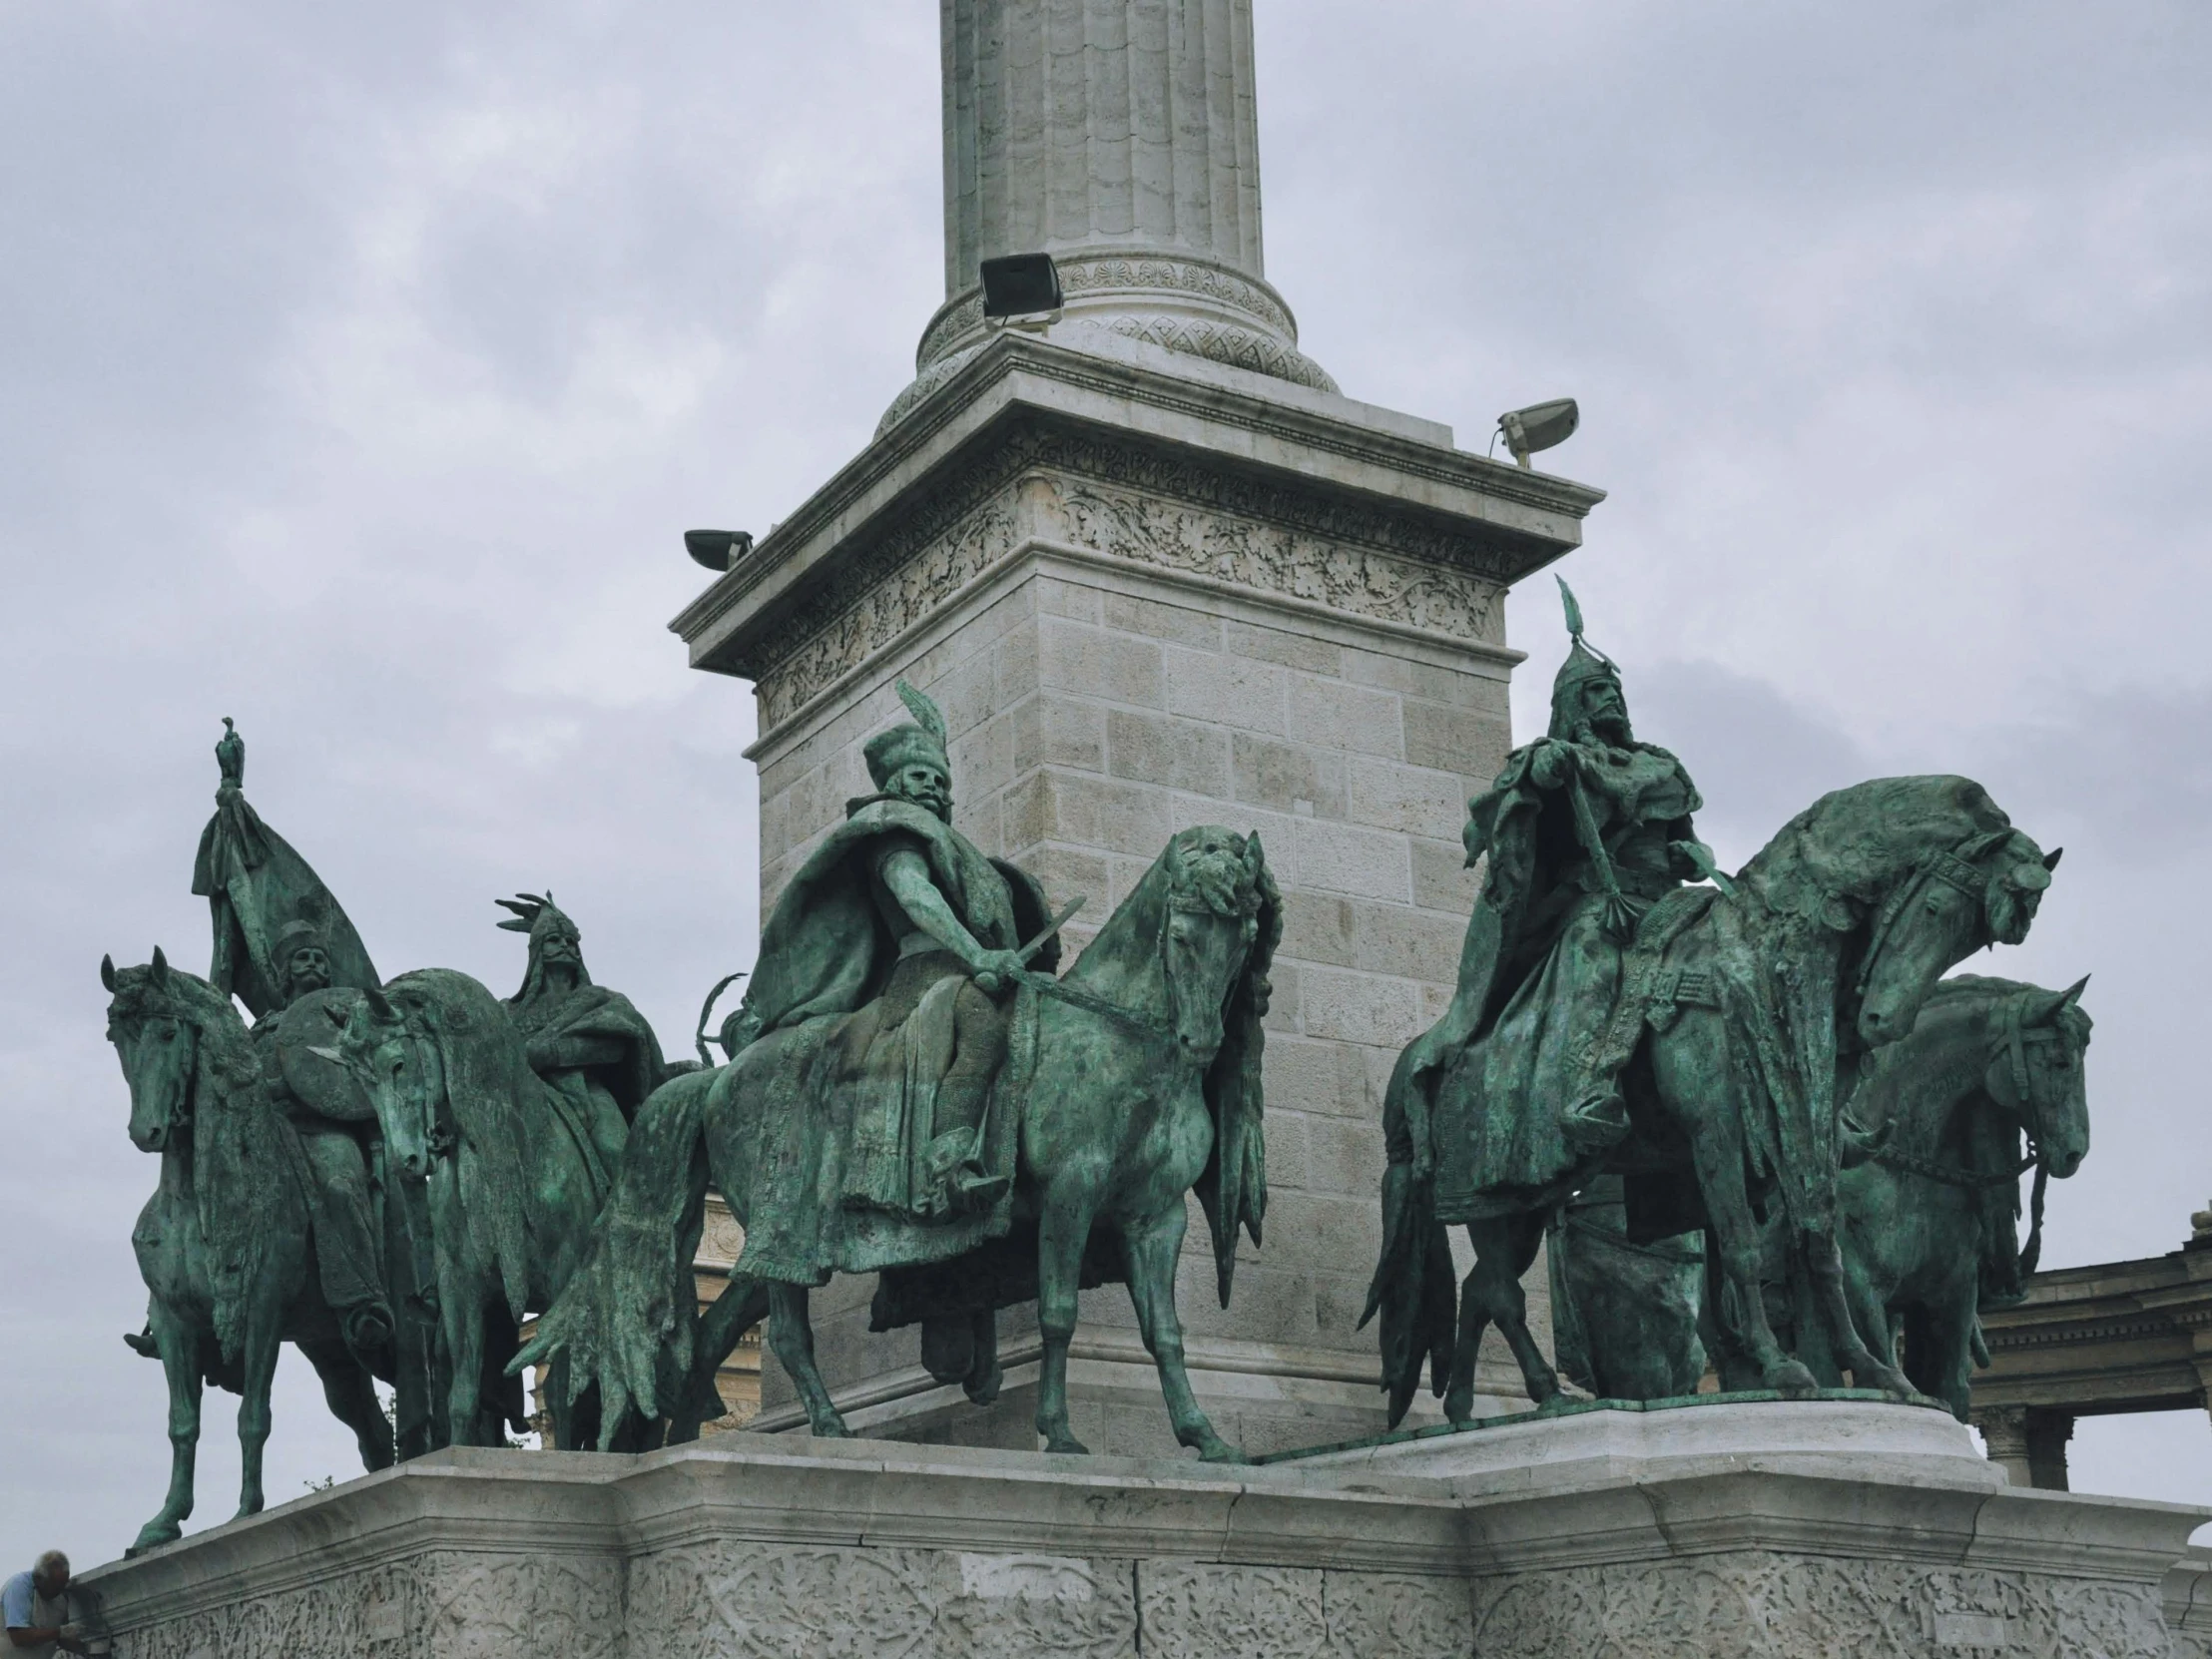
top-left (1570, 884), bottom-right (1723, 1100)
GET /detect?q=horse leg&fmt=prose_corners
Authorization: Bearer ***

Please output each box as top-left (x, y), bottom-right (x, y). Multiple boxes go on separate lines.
top-left (1441, 1227), bottom-right (1492, 1424)
top-left (1686, 1111), bottom-right (1815, 1397)
top-left (964, 1308), bottom-right (1002, 1406)
top-left (1837, 1225), bottom-right (1904, 1396)
top-left (298, 1336), bottom-right (393, 1472)
top-left (129, 1301), bottom-right (203, 1554)
top-left (1121, 1206), bottom-right (1242, 1462)
top-left (767, 1285), bottom-right (849, 1438)
top-left (1034, 1174), bottom-right (1102, 1455)
top-left (440, 1278), bottom-right (488, 1448)
top-left (666, 1276), bottom-right (773, 1445)
top-left (233, 1295), bottom-right (286, 1518)
top-left (1463, 1214), bottom-right (1560, 1409)
top-left (1808, 1229), bottom-right (1911, 1395)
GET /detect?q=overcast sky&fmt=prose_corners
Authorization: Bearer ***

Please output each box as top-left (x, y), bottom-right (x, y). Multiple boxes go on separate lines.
top-left (3, 1), bottom-right (2207, 1568)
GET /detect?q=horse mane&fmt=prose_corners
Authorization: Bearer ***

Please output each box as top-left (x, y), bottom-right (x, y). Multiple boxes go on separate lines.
top-left (381, 967), bottom-right (535, 1323)
top-left (1739, 776), bottom-right (2012, 926)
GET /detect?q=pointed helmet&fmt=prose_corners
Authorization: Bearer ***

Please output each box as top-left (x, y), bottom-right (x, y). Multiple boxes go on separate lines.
top-left (1547, 576), bottom-right (1629, 741)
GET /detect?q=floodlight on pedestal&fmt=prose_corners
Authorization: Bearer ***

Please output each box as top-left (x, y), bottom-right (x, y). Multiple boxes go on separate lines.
top-left (1497, 398), bottom-right (1580, 469)
top-left (979, 253), bottom-right (1063, 331)
top-left (685, 529), bottom-right (755, 573)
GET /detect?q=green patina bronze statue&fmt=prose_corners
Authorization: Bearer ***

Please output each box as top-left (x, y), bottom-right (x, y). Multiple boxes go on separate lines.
top-left (1367, 585), bottom-right (2063, 1422)
top-left (515, 681), bottom-right (1281, 1460)
top-left (194, 721), bottom-right (395, 1364)
top-left (1825, 973), bottom-right (2090, 1416)
top-left (103, 947), bottom-right (395, 1555)
top-left (499, 891), bottom-right (669, 1184)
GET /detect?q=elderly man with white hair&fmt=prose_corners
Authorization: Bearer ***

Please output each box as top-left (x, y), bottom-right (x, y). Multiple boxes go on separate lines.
top-left (3, 1552), bottom-right (102, 1656)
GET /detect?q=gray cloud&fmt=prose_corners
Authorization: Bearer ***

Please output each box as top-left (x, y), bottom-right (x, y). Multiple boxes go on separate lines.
top-left (4, 1), bottom-right (2208, 1560)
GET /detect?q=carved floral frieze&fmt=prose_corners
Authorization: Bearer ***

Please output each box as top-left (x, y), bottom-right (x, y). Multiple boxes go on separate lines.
top-left (748, 424), bottom-right (1505, 731)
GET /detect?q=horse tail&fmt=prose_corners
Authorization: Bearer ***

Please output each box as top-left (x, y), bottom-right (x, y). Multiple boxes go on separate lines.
top-left (693, 971), bottom-right (748, 1066)
top-left (510, 1066), bottom-right (719, 1446)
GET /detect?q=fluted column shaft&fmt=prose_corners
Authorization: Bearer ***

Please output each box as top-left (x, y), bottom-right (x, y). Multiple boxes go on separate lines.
top-left (942, 0), bottom-right (1265, 292)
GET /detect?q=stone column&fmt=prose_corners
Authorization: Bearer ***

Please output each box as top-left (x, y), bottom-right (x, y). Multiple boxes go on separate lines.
top-left (1976, 1406), bottom-right (2033, 1487)
top-left (895, 0), bottom-right (1334, 429)
top-left (673, 1), bottom-right (1604, 1458)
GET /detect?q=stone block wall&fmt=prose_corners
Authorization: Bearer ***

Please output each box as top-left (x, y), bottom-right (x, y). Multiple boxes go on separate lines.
top-left (745, 501), bottom-right (1547, 1452)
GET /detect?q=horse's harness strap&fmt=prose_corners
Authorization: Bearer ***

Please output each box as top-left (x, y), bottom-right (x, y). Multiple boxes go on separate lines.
top-left (1015, 968), bottom-right (1170, 1042)
top-left (1870, 1141), bottom-right (2036, 1190)
top-left (1855, 841), bottom-right (1990, 998)
top-left (1648, 969), bottom-right (1720, 1012)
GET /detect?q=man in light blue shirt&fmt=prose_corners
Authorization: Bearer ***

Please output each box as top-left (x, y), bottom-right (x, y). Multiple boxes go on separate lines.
top-left (3, 1552), bottom-right (93, 1656)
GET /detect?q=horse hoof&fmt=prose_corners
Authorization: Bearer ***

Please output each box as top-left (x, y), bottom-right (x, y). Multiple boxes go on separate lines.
top-left (129, 1524), bottom-right (180, 1557)
top-left (965, 1363), bottom-right (1003, 1407)
top-left (812, 1420), bottom-right (852, 1440)
top-left (1195, 1437), bottom-right (1248, 1465)
top-left (1042, 1432), bottom-right (1090, 1455)
top-left (1770, 1361), bottom-right (1818, 1398)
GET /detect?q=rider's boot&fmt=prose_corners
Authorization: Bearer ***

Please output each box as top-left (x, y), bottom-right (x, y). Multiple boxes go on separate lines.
top-left (1559, 1089), bottom-right (1632, 1154)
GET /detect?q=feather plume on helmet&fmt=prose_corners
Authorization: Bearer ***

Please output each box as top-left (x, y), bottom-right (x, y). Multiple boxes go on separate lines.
top-left (863, 679), bottom-right (952, 789)
top-left (496, 890), bottom-right (591, 1011)
top-left (1548, 576), bottom-right (1631, 743)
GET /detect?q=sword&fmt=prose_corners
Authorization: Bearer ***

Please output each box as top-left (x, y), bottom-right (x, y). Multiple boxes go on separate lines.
top-left (1016, 895), bottom-right (1085, 964)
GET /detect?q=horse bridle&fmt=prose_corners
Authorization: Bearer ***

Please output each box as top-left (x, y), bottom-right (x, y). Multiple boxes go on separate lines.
top-left (1868, 987), bottom-right (2066, 1274)
top-left (1851, 834), bottom-right (2007, 1000)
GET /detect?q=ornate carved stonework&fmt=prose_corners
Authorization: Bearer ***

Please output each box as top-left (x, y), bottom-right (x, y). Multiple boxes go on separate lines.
top-left (1468, 1554), bottom-right (2172, 1659)
top-left (625, 1543), bottom-right (1137, 1658)
top-left (1049, 477), bottom-right (1496, 641)
top-left (749, 423), bottom-right (1506, 731)
top-left (114, 1551), bottom-right (622, 1659)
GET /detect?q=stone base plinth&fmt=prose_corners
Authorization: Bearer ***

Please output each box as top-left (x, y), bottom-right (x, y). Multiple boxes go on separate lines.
top-left (84, 1399), bottom-right (2206, 1657)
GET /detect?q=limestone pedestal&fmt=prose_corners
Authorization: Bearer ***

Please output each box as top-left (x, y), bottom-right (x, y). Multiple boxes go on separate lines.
top-left (675, 321), bottom-right (1599, 1455)
top-left (83, 1398), bottom-right (2209, 1657)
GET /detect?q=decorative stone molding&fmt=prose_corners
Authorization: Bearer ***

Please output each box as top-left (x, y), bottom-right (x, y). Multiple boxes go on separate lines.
top-left (110, 1550), bottom-right (622, 1659)
top-left (1096, 314), bottom-right (1336, 392)
top-left (746, 423), bottom-right (1506, 731)
top-left (1469, 1554), bottom-right (2173, 1659)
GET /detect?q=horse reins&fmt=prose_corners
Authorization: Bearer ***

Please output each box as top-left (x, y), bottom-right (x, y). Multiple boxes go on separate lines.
top-left (1868, 987), bottom-right (2062, 1273)
top-left (1852, 834), bottom-right (2007, 1000)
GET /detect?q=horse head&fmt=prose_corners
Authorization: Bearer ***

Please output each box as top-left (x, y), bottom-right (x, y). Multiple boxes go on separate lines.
top-left (1858, 830), bottom-right (2060, 1046)
top-left (1987, 975), bottom-right (2092, 1179)
top-left (1160, 828), bottom-right (1279, 1067)
top-left (104, 948), bottom-right (205, 1153)
top-left (333, 984), bottom-right (445, 1181)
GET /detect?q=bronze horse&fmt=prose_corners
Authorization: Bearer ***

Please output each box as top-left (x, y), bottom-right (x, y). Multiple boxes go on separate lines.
top-left (102, 951), bottom-right (392, 1554)
top-left (1377, 778), bottom-right (2059, 1418)
top-left (517, 827), bottom-right (1279, 1460)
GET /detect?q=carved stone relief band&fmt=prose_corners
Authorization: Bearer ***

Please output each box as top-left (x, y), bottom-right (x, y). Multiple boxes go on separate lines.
top-left (745, 423), bottom-right (1509, 733)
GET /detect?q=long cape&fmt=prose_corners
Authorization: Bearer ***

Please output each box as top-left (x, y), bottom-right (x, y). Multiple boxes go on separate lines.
top-left (193, 785), bottom-right (378, 1016)
top-left (733, 799), bottom-right (1030, 1044)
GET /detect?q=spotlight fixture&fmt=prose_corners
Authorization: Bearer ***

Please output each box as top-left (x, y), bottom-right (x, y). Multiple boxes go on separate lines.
top-left (685, 529), bottom-right (755, 573)
top-left (980, 253), bottom-right (1063, 328)
top-left (1496, 398), bottom-right (1580, 469)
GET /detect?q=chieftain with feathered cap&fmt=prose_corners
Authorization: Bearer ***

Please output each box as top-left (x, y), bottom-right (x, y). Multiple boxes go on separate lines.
top-left (497, 890), bottom-right (668, 1190)
top-left (720, 678), bottom-right (1061, 1284)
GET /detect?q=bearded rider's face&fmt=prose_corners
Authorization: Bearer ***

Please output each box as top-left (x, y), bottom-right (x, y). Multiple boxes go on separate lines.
top-left (1582, 679), bottom-right (1631, 742)
top-left (890, 762), bottom-right (952, 821)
